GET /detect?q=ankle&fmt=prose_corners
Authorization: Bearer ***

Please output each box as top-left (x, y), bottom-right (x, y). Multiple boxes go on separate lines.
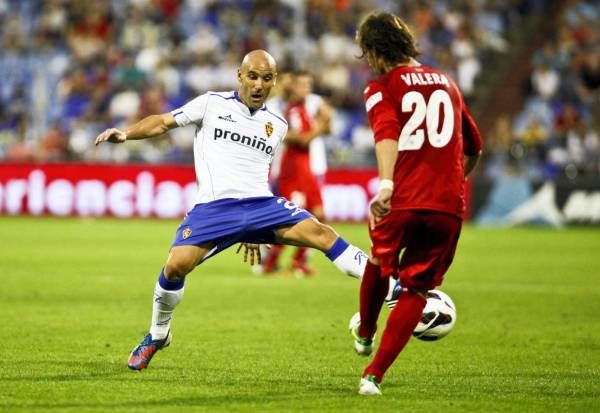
top-left (364, 374), bottom-right (380, 384)
top-left (363, 371), bottom-right (383, 384)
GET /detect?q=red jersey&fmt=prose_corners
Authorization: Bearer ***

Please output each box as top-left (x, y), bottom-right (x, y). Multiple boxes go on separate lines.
top-left (278, 102), bottom-right (311, 179)
top-left (364, 64), bottom-right (483, 217)
top-left (276, 101), bottom-right (323, 210)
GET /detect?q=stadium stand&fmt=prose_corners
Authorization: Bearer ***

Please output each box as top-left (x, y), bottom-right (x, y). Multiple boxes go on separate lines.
top-left (1, 0), bottom-right (596, 181)
top-left (503, 0), bottom-right (600, 180)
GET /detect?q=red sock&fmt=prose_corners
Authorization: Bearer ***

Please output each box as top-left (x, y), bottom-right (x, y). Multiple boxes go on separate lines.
top-left (263, 244), bottom-right (284, 272)
top-left (364, 291), bottom-right (426, 382)
top-left (358, 261), bottom-right (389, 339)
top-left (292, 247), bottom-right (308, 264)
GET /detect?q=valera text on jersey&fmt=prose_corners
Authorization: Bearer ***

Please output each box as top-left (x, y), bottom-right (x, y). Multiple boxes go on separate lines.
top-left (400, 72), bottom-right (450, 87)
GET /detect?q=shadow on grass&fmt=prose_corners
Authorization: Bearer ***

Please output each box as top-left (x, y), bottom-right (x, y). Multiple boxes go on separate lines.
top-left (0, 397), bottom-right (257, 411)
top-left (0, 359), bottom-right (128, 382)
top-left (1, 358), bottom-right (360, 410)
top-left (0, 387), bottom-right (351, 410)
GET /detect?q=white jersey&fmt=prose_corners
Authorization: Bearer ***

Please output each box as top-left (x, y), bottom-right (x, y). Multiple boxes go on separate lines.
top-left (267, 93), bottom-right (328, 178)
top-left (172, 91), bottom-right (288, 204)
top-left (304, 94), bottom-right (328, 177)
top-left (309, 137), bottom-right (327, 176)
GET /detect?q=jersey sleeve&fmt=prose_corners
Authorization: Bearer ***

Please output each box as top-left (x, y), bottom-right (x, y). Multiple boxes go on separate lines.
top-left (171, 93), bottom-right (209, 127)
top-left (279, 121), bottom-right (289, 143)
top-left (364, 83), bottom-right (401, 143)
top-left (307, 93), bottom-right (324, 117)
top-left (461, 103), bottom-right (483, 156)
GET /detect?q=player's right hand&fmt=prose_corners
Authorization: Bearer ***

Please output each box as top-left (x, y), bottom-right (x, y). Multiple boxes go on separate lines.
top-left (95, 128), bottom-right (127, 146)
top-left (236, 243), bottom-right (271, 266)
top-left (368, 189), bottom-right (392, 229)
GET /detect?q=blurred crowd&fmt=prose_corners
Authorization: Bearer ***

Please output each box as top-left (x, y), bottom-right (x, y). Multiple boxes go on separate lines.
top-left (485, 0), bottom-right (600, 180)
top-left (0, 0), bottom-right (559, 170)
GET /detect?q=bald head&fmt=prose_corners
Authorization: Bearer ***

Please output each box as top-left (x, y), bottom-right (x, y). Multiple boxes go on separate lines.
top-left (240, 49), bottom-right (277, 72)
top-left (237, 49), bottom-right (278, 110)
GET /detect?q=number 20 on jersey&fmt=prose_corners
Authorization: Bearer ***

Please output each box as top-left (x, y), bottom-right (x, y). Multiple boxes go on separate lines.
top-left (399, 90), bottom-right (455, 151)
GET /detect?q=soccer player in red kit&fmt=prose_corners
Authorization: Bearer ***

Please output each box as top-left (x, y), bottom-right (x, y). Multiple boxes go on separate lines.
top-left (262, 71), bottom-right (333, 275)
top-left (352, 11), bottom-right (483, 395)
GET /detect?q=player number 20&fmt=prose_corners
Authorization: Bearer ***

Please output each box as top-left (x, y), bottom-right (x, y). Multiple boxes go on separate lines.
top-left (398, 90), bottom-right (454, 151)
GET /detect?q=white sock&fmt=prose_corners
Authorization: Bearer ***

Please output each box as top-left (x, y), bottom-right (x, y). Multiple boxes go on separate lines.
top-left (330, 243), bottom-right (368, 279)
top-left (385, 277), bottom-right (399, 301)
top-left (149, 282), bottom-right (184, 340)
top-left (385, 277), bottom-right (403, 309)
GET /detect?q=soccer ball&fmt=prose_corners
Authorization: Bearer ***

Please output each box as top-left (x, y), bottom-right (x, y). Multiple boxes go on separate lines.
top-left (412, 289), bottom-right (457, 341)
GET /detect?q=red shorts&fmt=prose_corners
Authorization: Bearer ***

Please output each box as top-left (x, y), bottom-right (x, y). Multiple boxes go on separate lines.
top-left (369, 210), bottom-right (462, 290)
top-left (277, 175), bottom-right (323, 212)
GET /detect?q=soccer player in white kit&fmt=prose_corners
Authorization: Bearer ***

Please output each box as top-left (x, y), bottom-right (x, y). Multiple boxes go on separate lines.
top-left (95, 50), bottom-right (369, 371)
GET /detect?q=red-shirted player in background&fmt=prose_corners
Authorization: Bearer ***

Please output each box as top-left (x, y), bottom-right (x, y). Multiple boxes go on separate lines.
top-left (352, 11), bottom-right (483, 395)
top-left (262, 71), bottom-right (333, 276)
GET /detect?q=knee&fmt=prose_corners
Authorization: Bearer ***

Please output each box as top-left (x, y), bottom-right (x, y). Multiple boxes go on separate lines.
top-left (312, 223), bottom-right (338, 251)
top-left (311, 207), bottom-right (325, 222)
top-left (164, 258), bottom-right (194, 280)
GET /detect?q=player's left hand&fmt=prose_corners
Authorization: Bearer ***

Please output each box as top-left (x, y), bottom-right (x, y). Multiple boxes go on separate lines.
top-left (236, 243), bottom-right (269, 265)
top-left (369, 189), bottom-right (393, 229)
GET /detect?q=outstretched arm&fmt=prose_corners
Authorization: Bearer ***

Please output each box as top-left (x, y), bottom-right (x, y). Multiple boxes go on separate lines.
top-left (95, 113), bottom-right (178, 145)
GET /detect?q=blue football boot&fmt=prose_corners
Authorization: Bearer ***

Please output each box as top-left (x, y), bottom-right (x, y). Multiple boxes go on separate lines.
top-left (127, 332), bottom-right (172, 371)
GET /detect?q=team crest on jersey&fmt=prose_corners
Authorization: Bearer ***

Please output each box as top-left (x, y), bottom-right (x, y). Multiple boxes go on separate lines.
top-left (182, 227), bottom-right (192, 239)
top-left (265, 121), bottom-right (273, 138)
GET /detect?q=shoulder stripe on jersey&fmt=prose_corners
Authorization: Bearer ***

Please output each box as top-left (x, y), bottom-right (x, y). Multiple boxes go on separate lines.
top-left (208, 92), bottom-right (236, 100)
top-left (172, 110), bottom-right (183, 116)
top-left (262, 107), bottom-right (288, 125)
top-left (365, 92), bottom-right (383, 112)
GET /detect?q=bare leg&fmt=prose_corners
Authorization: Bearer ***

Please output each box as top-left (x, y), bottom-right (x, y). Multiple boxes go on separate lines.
top-left (274, 217), bottom-right (338, 251)
top-left (290, 205), bottom-right (325, 276)
top-left (275, 218), bottom-right (367, 278)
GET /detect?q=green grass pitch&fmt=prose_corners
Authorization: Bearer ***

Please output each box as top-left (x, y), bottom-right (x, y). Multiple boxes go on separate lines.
top-left (1, 216), bottom-right (599, 412)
